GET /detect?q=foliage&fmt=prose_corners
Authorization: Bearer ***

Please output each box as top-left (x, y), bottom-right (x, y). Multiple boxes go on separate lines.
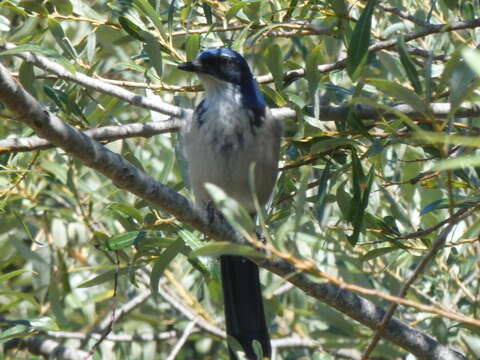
top-left (0, 0), bottom-right (480, 359)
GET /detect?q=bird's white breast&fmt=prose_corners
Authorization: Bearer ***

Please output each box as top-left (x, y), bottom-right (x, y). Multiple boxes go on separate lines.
top-left (182, 81), bottom-right (281, 213)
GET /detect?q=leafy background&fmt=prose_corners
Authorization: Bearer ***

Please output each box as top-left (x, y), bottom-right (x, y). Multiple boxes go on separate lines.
top-left (1, 0), bottom-right (480, 359)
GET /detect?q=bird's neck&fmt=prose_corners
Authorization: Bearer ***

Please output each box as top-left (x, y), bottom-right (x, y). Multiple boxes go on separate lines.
top-left (200, 74), bottom-right (266, 111)
top-left (239, 76), bottom-right (266, 110)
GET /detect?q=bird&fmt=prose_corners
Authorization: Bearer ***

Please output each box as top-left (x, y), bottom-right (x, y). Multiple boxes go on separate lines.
top-left (178, 48), bottom-right (282, 359)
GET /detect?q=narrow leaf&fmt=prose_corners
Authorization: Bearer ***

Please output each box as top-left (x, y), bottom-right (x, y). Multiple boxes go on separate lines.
top-left (0, 269), bottom-right (29, 283)
top-left (346, 0), bottom-right (376, 81)
top-left (368, 79), bottom-right (428, 114)
top-left (185, 34), bottom-right (200, 61)
top-left (141, 30), bottom-right (163, 77)
top-left (397, 37), bottom-right (422, 94)
top-left (267, 44), bottom-right (284, 92)
top-left (348, 166), bottom-right (375, 246)
top-left (100, 231), bottom-right (146, 251)
top-left (190, 242), bottom-right (264, 259)
top-left (362, 247), bottom-right (397, 261)
top-left (150, 238), bottom-right (185, 298)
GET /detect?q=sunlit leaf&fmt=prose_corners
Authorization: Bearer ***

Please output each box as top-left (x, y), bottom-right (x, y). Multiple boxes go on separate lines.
top-left (346, 0), bottom-right (376, 81)
top-left (190, 242), bottom-right (264, 259)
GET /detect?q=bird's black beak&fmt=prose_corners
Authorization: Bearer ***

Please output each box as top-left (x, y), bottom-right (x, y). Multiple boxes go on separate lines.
top-left (178, 60), bottom-right (201, 72)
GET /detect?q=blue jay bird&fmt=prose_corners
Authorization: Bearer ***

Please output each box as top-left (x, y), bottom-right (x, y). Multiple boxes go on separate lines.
top-left (178, 49), bottom-right (282, 359)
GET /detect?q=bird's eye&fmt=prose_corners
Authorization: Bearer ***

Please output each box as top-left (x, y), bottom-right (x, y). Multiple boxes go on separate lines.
top-left (220, 56), bottom-right (232, 64)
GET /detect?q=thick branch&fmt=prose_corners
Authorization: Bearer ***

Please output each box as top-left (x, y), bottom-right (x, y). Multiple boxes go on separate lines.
top-left (259, 257), bottom-right (465, 360)
top-left (0, 62), bottom-right (466, 360)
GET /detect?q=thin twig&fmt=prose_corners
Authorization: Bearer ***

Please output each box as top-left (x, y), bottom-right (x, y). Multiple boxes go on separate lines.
top-left (165, 320), bottom-right (197, 360)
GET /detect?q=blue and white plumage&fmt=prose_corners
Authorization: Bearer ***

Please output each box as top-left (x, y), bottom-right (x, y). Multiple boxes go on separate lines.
top-left (178, 49), bottom-right (282, 360)
top-left (179, 49), bottom-right (282, 214)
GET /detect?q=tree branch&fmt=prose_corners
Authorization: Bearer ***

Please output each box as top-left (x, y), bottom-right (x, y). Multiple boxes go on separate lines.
top-left (256, 17), bottom-right (480, 84)
top-left (0, 61), bottom-right (467, 359)
top-left (0, 119), bottom-right (181, 154)
top-left (1, 44), bottom-right (183, 118)
top-left (1, 102), bottom-right (478, 154)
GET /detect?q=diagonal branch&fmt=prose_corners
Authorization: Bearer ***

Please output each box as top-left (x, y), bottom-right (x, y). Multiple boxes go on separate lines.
top-left (0, 61), bottom-right (467, 360)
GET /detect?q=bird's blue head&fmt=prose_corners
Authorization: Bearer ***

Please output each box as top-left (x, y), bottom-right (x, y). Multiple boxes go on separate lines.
top-left (178, 48), bottom-right (266, 109)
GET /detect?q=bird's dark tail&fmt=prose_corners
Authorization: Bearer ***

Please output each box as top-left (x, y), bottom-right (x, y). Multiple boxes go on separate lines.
top-left (220, 255), bottom-right (271, 360)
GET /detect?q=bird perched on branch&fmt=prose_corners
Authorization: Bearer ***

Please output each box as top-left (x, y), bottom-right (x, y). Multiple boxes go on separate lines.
top-left (178, 48), bottom-right (282, 359)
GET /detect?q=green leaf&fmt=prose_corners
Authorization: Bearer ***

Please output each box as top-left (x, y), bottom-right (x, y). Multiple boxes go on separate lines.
top-left (86, 32), bottom-right (96, 64)
top-left (433, 155), bottom-right (480, 172)
top-left (26, 316), bottom-right (59, 331)
top-left (349, 149), bottom-right (364, 221)
top-left (283, 0), bottom-right (299, 21)
top-left (167, 0), bottom-right (175, 37)
top-left (18, 60), bottom-right (35, 96)
top-left (336, 180), bottom-right (352, 219)
top-left (0, 291), bottom-right (39, 309)
top-left (346, 0), bottom-right (376, 81)
top-left (0, 324), bottom-right (30, 343)
top-left (100, 231), bottom-right (146, 251)
top-left (266, 44), bottom-right (284, 92)
top-left (415, 131), bottom-right (480, 148)
top-left (231, 23), bottom-right (253, 52)
top-left (150, 238), bottom-right (185, 298)
top-left (252, 339), bottom-right (264, 359)
top-left (329, 0), bottom-right (348, 17)
top-left (140, 30), bottom-right (163, 77)
top-left (305, 44), bottom-right (323, 95)
top-left (0, 44), bottom-right (75, 74)
top-left (108, 203), bottom-right (143, 223)
top-left (225, 2), bottom-right (246, 20)
top-left (18, 1), bottom-right (48, 15)
top-left (202, 2), bottom-right (212, 24)
top-left (0, 269), bottom-right (29, 283)
top-left (397, 37), bottom-right (422, 94)
top-left (348, 166), bottom-right (375, 246)
top-left (51, 0), bottom-right (72, 15)
top-left (0, 14), bottom-right (11, 32)
top-left (77, 267), bottom-right (134, 288)
top-left (438, 48), bottom-right (462, 94)
top-left (134, 0), bottom-right (164, 36)
top-left (226, 335), bottom-right (246, 358)
top-left (362, 247), bottom-right (396, 262)
top-left (311, 137), bottom-right (355, 153)
top-left (368, 79), bottom-right (428, 114)
top-left (185, 34), bottom-right (200, 61)
top-left (48, 19), bottom-right (77, 59)
top-left (463, 334), bottom-right (480, 358)
top-left (314, 162), bottom-right (331, 222)
top-left (41, 158), bottom-right (67, 184)
top-left (190, 242), bottom-right (264, 259)
top-left (118, 16), bottom-right (144, 41)
top-left (0, 44), bottom-right (60, 57)
top-left (462, 48), bottom-right (480, 76)
top-left (0, 1), bottom-right (29, 17)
